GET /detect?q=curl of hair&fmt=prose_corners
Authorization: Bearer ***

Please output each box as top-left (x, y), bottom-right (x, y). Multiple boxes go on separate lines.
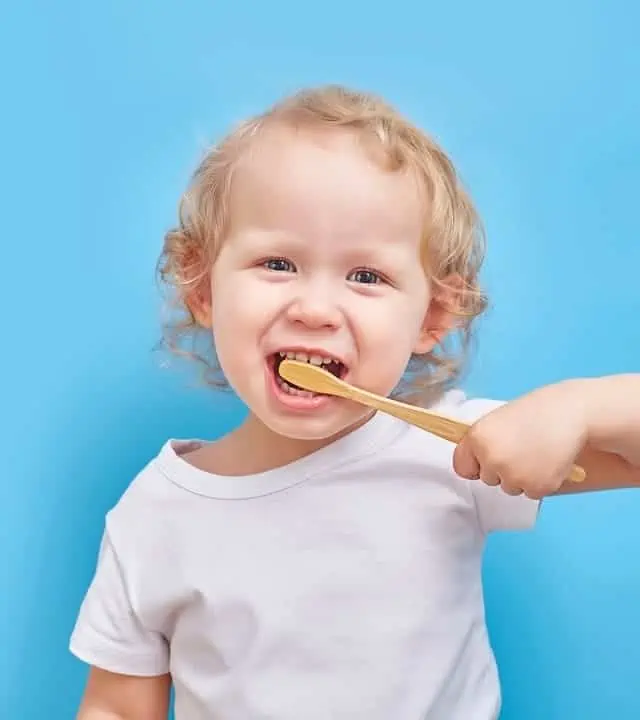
top-left (156, 85), bottom-right (488, 405)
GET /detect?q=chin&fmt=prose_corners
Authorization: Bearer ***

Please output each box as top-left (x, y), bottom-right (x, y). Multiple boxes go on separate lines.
top-left (259, 407), bottom-right (372, 443)
top-left (229, 362), bottom-right (384, 443)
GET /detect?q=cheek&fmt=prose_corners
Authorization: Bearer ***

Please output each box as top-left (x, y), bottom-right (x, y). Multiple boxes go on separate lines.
top-left (352, 295), bottom-right (428, 391)
top-left (356, 291), bottom-right (428, 348)
top-left (213, 274), bottom-right (266, 325)
top-left (210, 277), bottom-right (251, 370)
top-left (211, 275), bottom-right (279, 360)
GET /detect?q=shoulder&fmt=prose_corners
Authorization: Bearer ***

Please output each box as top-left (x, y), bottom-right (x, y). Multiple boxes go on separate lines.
top-left (103, 439), bottom-right (201, 551)
top-left (369, 389), bottom-right (502, 482)
top-left (429, 389), bottom-right (505, 422)
top-left (389, 389), bottom-right (504, 459)
top-left (387, 390), bottom-right (538, 532)
top-left (426, 390), bottom-right (540, 533)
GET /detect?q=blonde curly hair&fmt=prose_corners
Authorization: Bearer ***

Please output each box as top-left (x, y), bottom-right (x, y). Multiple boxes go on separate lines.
top-left (157, 85), bottom-right (488, 405)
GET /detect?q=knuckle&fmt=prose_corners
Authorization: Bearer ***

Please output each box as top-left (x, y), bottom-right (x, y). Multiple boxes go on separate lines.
top-left (524, 487), bottom-right (545, 500)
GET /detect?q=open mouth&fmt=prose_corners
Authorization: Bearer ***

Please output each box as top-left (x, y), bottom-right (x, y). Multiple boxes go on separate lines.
top-left (271, 351), bottom-right (347, 396)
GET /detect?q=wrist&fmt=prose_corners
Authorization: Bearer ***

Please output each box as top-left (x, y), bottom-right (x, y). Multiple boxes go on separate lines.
top-left (557, 376), bottom-right (595, 442)
top-left (579, 374), bottom-right (640, 459)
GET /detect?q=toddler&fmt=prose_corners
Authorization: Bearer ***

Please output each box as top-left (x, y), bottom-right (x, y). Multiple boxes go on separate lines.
top-left (71, 85), bottom-right (640, 719)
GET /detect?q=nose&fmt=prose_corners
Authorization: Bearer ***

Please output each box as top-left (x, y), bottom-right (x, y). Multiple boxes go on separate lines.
top-left (286, 286), bottom-right (342, 330)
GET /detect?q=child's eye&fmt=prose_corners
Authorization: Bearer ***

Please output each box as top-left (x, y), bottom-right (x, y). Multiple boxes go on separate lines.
top-left (263, 257), bottom-right (295, 272)
top-left (347, 268), bottom-right (383, 285)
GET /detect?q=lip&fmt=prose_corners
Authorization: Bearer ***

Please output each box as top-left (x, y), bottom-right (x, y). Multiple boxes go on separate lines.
top-left (264, 357), bottom-right (335, 411)
top-left (269, 346), bottom-right (349, 369)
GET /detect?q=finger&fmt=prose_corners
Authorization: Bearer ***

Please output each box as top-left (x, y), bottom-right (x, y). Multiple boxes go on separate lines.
top-left (524, 487), bottom-right (547, 501)
top-left (479, 471), bottom-right (501, 487)
top-left (453, 438), bottom-right (481, 480)
top-left (501, 483), bottom-right (524, 496)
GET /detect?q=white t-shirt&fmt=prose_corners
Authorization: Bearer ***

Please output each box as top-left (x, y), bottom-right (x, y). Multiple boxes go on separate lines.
top-left (70, 391), bottom-right (539, 719)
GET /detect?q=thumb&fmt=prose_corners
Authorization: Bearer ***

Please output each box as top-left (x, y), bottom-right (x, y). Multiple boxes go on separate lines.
top-left (453, 435), bottom-right (481, 480)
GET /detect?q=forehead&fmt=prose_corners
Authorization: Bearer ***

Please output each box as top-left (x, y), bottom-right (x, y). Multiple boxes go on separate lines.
top-left (228, 125), bottom-right (424, 246)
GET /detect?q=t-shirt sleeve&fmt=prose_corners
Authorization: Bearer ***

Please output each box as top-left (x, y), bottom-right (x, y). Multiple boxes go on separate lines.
top-left (456, 396), bottom-right (541, 535)
top-left (69, 530), bottom-right (170, 676)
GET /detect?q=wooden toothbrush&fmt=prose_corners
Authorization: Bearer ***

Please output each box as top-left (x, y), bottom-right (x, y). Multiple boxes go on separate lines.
top-left (278, 359), bottom-right (586, 484)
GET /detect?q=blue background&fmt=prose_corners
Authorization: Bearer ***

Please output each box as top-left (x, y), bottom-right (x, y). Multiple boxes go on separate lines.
top-left (1, 1), bottom-right (638, 717)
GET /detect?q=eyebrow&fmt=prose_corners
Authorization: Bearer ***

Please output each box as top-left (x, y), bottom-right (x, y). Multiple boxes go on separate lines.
top-left (339, 239), bottom-right (412, 267)
top-left (231, 228), bottom-right (413, 271)
top-left (232, 229), bottom-right (299, 249)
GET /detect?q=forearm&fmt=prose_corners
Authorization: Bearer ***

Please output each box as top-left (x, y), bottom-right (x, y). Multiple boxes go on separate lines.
top-left (77, 697), bottom-right (168, 720)
top-left (77, 704), bottom-right (164, 720)
top-left (76, 668), bottom-right (171, 720)
top-left (557, 374), bottom-right (640, 494)
top-left (77, 710), bottom-right (127, 720)
top-left (584, 374), bottom-right (640, 466)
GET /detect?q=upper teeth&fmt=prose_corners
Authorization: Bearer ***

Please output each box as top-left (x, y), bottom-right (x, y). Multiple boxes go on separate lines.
top-left (280, 351), bottom-right (338, 366)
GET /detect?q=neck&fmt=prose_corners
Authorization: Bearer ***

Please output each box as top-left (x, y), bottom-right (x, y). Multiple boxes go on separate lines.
top-left (190, 411), bottom-right (374, 477)
top-left (232, 412), bottom-right (372, 474)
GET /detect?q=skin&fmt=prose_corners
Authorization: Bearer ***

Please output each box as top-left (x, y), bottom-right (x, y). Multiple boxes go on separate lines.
top-left (76, 668), bottom-right (171, 719)
top-left (183, 124), bottom-right (455, 476)
top-left (454, 374), bottom-right (640, 498)
top-left (76, 124), bottom-right (639, 718)
top-left (77, 124), bottom-right (456, 720)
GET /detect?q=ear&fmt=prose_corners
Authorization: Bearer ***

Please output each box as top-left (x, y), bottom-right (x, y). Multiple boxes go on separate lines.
top-left (186, 280), bottom-right (213, 328)
top-left (413, 275), bottom-right (464, 354)
top-left (182, 247), bottom-right (213, 329)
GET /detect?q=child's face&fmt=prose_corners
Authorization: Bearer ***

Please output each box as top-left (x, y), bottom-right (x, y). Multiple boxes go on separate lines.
top-left (200, 126), bottom-right (448, 441)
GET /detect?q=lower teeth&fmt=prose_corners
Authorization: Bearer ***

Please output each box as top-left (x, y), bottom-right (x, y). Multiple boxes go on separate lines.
top-left (276, 376), bottom-right (316, 398)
